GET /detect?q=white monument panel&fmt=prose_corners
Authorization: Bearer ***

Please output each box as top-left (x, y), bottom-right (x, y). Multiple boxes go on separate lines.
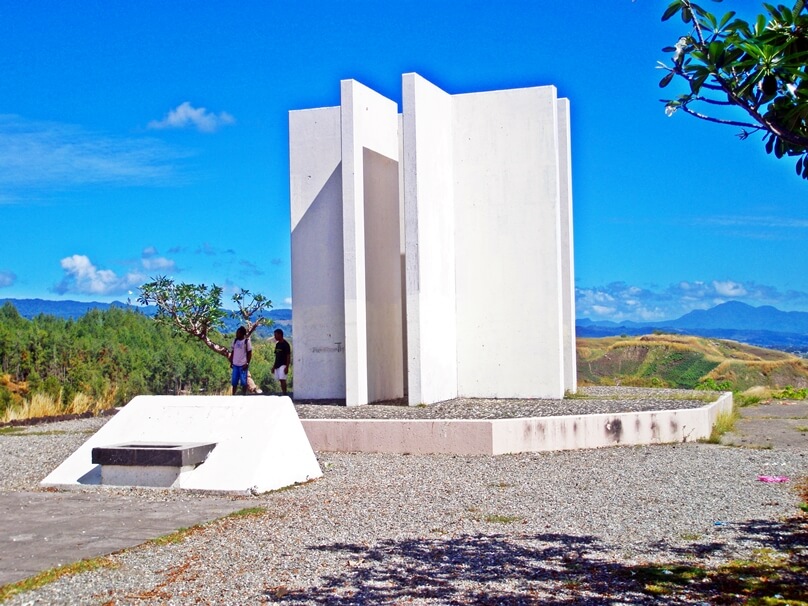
top-left (402, 73), bottom-right (459, 405)
top-left (452, 85), bottom-right (566, 399)
top-left (289, 74), bottom-right (576, 405)
top-left (557, 98), bottom-right (578, 393)
top-left (340, 80), bottom-right (404, 406)
top-left (290, 107), bottom-right (346, 399)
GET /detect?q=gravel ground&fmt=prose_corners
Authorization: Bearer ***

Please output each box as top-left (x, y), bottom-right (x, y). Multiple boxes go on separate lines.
top-left (295, 387), bottom-right (718, 420)
top-left (1, 389), bottom-right (806, 605)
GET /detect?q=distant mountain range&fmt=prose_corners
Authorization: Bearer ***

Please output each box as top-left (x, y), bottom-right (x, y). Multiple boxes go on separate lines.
top-left (578, 301), bottom-right (808, 353)
top-left (2, 298), bottom-right (806, 352)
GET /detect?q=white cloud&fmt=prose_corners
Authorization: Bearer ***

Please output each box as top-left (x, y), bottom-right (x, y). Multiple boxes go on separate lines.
top-left (712, 280), bottom-right (747, 298)
top-left (0, 114), bottom-right (183, 193)
top-left (141, 257), bottom-right (175, 271)
top-left (53, 249), bottom-right (178, 296)
top-left (284, 297), bottom-right (292, 306)
top-left (148, 102), bottom-right (235, 133)
top-left (141, 247), bottom-right (176, 272)
top-left (0, 270), bottom-right (16, 288)
top-left (576, 279), bottom-right (808, 322)
top-left (54, 254), bottom-right (145, 296)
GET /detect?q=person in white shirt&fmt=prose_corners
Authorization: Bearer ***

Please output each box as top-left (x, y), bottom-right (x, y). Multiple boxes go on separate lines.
top-left (229, 326), bottom-right (252, 395)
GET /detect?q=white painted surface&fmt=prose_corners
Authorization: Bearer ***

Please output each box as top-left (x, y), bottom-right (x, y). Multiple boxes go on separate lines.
top-left (302, 393), bottom-right (733, 455)
top-left (490, 392), bottom-right (733, 454)
top-left (41, 396), bottom-right (322, 494)
top-left (289, 74), bottom-right (576, 405)
top-left (557, 98), bottom-right (577, 394)
top-left (402, 73), bottom-right (458, 405)
top-left (290, 107), bottom-right (346, 399)
top-left (341, 79), bottom-right (404, 406)
top-left (453, 85), bottom-right (565, 399)
top-left (302, 418), bottom-right (494, 455)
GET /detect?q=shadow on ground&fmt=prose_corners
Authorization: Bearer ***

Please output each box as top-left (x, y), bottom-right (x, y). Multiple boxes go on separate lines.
top-left (271, 516), bottom-right (807, 604)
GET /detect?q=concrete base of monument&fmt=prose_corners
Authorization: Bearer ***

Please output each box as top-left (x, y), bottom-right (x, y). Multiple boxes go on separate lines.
top-left (301, 392), bottom-right (733, 455)
top-left (41, 396), bottom-right (322, 494)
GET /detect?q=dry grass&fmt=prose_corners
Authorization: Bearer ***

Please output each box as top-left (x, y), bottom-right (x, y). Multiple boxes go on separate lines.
top-left (0, 389), bottom-right (117, 424)
top-left (734, 388), bottom-right (765, 407)
top-left (702, 408), bottom-right (740, 444)
top-left (609, 335), bottom-right (725, 359)
top-left (578, 334), bottom-right (808, 392)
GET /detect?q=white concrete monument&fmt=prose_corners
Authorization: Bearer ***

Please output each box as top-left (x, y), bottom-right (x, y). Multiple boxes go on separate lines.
top-left (41, 396), bottom-right (322, 494)
top-left (291, 73), bottom-right (576, 406)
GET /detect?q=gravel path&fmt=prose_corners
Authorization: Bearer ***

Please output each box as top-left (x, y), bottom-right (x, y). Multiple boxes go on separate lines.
top-left (1, 389), bottom-right (806, 605)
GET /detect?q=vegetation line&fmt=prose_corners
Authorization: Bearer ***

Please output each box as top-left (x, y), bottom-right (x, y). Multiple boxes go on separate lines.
top-left (0, 557), bottom-right (118, 603)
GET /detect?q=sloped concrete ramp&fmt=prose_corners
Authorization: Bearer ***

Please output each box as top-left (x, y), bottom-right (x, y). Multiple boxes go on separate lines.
top-left (41, 396), bottom-right (322, 494)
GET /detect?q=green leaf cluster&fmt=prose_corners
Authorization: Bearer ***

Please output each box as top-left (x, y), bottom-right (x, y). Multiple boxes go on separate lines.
top-left (138, 277), bottom-right (272, 360)
top-left (660, 0), bottom-right (808, 178)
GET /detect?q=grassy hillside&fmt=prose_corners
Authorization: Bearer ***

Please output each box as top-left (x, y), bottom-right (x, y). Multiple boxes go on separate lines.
top-left (578, 334), bottom-right (808, 392)
top-left (0, 303), bottom-right (285, 423)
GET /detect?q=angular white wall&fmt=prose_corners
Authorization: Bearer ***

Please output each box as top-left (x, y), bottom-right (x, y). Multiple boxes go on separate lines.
top-left (452, 84), bottom-right (566, 399)
top-left (289, 74), bottom-right (576, 405)
top-left (290, 107), bottom-right (346, 399)
top-left (557, 98), bottom-right (578, 394)
top-left (402, 74), bottom-right (458, 405)
top-left (340, 80), bottom-right (405, 406)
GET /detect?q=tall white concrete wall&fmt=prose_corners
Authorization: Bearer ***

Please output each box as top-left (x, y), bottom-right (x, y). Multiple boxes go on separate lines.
top-left (402, 73), bottom-right (459, 405)
top-left (289, 74), bottom-right (576, 405)
top-left (340, 80), bottom-right (404, 406)
top-left (452, 85), bottom-right (566, 399)
top-left (557, 98), bottom-right (577, 393)
top-left (289, 107), bottom-right (346, 399)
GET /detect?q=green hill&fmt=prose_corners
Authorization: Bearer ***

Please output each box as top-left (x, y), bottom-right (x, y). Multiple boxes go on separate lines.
top-left (578, 334), bottom-right (808, 392)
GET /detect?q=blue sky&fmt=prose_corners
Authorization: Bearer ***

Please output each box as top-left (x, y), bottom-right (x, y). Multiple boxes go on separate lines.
top-left (1, 1), bottom-right (806, 322)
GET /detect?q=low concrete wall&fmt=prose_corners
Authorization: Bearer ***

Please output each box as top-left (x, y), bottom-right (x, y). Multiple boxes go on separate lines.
top-left (301, 418), bottom-right (494, 455)
top-left (301, 392), bottom-right (733, 456)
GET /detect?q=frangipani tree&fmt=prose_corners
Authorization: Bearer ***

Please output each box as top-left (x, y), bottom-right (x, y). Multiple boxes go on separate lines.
top-left (138, 276), bottom-right (272, 358)
top-left (658, 0), bottom-right (808, 179)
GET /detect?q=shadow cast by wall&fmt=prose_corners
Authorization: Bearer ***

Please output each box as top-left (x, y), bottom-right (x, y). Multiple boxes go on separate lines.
top-left (269, 516), bottom-right (807, 604)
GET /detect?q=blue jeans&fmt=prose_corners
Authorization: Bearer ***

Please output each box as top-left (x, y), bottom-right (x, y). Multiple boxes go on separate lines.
top-left (231, 365), bottom-right (248, 388)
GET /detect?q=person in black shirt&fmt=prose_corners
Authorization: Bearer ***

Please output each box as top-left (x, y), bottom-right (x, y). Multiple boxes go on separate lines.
top-left (273, 328), bottom-right (291, 395)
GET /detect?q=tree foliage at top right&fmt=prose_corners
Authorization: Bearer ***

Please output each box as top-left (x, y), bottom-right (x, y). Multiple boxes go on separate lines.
top-left (659, 0), bottom-right (808, 179)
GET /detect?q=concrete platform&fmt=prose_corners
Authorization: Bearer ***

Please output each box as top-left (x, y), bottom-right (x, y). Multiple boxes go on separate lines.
top-left (300, 392), bottom-right (734, 455)
top-left (0, 491), bottom-right (249, 587)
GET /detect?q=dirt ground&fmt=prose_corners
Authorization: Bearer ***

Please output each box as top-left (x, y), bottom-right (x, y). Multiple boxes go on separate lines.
top-left (721, 399), bottom-right (808, 451)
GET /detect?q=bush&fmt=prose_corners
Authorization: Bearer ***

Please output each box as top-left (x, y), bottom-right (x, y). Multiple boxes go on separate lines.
top-left (696, 378), bottom-right (733, 392)
top-left (773, 385), bottom-right (808, 400)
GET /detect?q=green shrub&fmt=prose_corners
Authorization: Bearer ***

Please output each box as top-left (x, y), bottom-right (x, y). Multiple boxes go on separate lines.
top-left (772, 385), bottom-right (808, 400)
top-left (734, 393), bottom-right (761, 407)
top-left (0, 384), bottom-right (12, 414)
top-left (696, 377), bottom-right (733, 392)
